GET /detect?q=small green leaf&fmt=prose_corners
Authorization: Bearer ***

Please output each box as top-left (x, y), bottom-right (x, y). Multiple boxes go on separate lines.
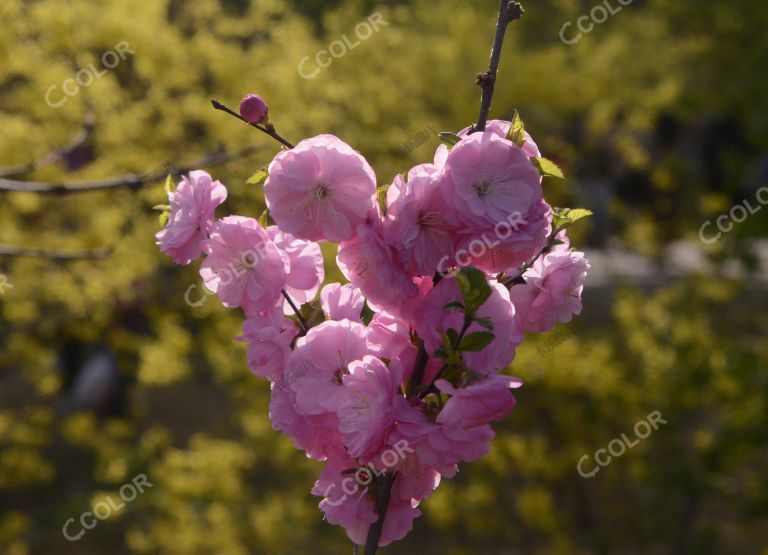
top-left (257, 209), bottom-right (270, 228)
top-left (506, 110), bottom-right (526, 147)
top-left (532, 157), bottom-right (565, 179)
top-left (446, 328), bottom-right (460, 347)
top-left (454, 267), bottom-right (492, 314)
top-left (376, 184), bottom-right (389, 216)
top-left (158, 211), bottom-right (170, 227)
top-left (164, 174), bottom-right (175, 195)
top-left (459, 332), bottom-right (495, 352)
top-left (474, 317), bottom-right (494, 331)
top-left (439, 132), bottom-right (462, 149)
top-left (247, 168), bottom-right (269, 186)
top-left (152, 204), bottom-right (171, 211)
top-left (552, 207), bottom-right (594, 231)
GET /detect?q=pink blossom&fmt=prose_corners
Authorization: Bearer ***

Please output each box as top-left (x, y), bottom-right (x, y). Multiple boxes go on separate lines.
top-left (438, 131), bottom-right (549, 272)
top-left (239, 308), bottom-right (298, 382)
top-left (434, 119), bottom-right (540, 167)
top-left (287, 319), bottom-right (371, 417)
top-left (320, 283), bottom-right (365, 322)
top-left (338, 356), bottom-right (403, 460)
top-left (382, 170), bottom-right (456, 277)
top-left (509, 247), bottom-right (590, 333)
top-left (415, 277), bottom-right (522, 374)
top-left (267, 226), bottom-right (324, 311)
top-left (270, 377), bottom-right (343, 460)
top-left (265, 135), bottom-right (378, 242)
top-left (392, 399), bottom-right (491, 476)
top-left (200, 216), bottom-right (288, 314)
top-left (337, 222), bottom-right (419, 312)
top-left (436, 374), bottom-right (523, 428)
top-left (312, 454), bottom-right (377, 545)
top-left (156, 170), bottom-right (227, 265)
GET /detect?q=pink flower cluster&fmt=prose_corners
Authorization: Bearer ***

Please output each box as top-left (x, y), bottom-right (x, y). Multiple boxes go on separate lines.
top-left (156, 116), bottom-right (590, 548)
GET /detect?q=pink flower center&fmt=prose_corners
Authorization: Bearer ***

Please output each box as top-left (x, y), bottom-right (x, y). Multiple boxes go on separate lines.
top-left (473, 180), bottom-right (492, 197)
top-left (313, 182), bottom-right (332, 202)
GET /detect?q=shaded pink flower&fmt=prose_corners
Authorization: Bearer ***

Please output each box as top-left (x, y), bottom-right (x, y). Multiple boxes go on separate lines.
top-left (156, 170), bottom-right (227, 265)
top-left (287, 319), bottom-right (371, 417)
top-left (434, 119), bottom-right (540, 167)
top-left (337, 223), bottom-right (419, 313)
top-left (270, 377), bottom-right (343, 460)
top-left (415, 277), bottom-right (522, 374)
top-left (320, 283), bottom-right (365, 322)
top-left (267, 226), bottom-right (324, 311)
top-left (312, 454), bottom-right (377, 545)
top-left (509, 247), bottom-right (590, 333)
top-left (239, 308), bottom-right (299, 381)
top-left (200, 216), bottom-right (288, 314)
top-left (265, 135), bottom-right (378, 242)
top-left (436, 374), bottom-right (523, 428)
top-left (392, 399), bottom-right (491, 476)
top-left (383, 170), bottom-right (456, 277)
top-left (437, 131), bottom-right (549, 272)
top-left (338, 356), bottom-right (403, 460)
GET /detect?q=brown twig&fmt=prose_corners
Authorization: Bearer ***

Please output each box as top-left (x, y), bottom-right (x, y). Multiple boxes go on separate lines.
top-left (363, 473), bottom-right (396, 555)
top-left (211, 99), bottom-right (295, 149)
top-left (0, 147), bottom-right (263, 194)
top-left (281, 289), bottom-right (310, 333)
top-left (0, 111), bottom-right (95, 178)
top-left (470, 1), bottom-right (524, 133)
top-left (0, 244), bottom-right (112, 261)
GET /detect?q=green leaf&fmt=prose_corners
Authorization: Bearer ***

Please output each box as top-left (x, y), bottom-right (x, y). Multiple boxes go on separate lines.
top-left (506, 109), bottom-right (526, 147)
top-left (164, 174), bottom-right (175, 195)
top-left (474, 317), bottom-right (494, 331)
top-left (257, 209), bottom-right (270, 228)
top-left (376, 184), bottom-right (389, 216)
top-left (459, 332), bottom-right (495, 352)
top-left (552, 207), bottom-right (594, 231)
top-left (247, 168), bottom-right (269, 186)
top-left (152, 204), bottom-right (171, 211)
top-left (532, 157), bottom-right (565, 179)
top-left (439, 132), bottom-right (462, 149)
top-left (454, 267), bottom-right (492, 314)
top-left (446, 328), bottom-right (460, 347)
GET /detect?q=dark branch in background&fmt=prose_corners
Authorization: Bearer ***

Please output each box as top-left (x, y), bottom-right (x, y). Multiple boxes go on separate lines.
top-left (502, 243), bottom-right (550, 288)
top-left (282, 289), bottom-right (310, 334)
top-left (0, 244), bottom-right (112, 261)
top-left (0, 147), bottom-right (264, 194)
top-left (363, 473), bottom-right (396, 555)
top-left (0, 147), bottom-right (262, 260)
top-left (0, 111), bottom-right (95, 178)
top-left (470, 1), bottom-right (524, 133)
top-left (211, 99), bottom-right (296, 149)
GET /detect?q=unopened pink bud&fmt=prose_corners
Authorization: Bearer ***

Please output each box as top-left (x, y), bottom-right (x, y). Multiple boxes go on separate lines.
top-left (239, 93), bottom-right (269, 124)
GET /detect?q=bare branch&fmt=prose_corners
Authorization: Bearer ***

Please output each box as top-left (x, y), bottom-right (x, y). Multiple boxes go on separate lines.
top-left (0, 111), bottom-right (96, 178)
top-left (0, 147), bottom-right (264, 194)
top-left (0, 244), bottom-right (112, 261)
top-left (471, 1), bottom-right (524, 133)
top-left (211, 99), bottom-right (295, 149)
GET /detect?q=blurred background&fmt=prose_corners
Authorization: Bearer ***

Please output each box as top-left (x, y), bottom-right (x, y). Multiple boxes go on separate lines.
top-left (1, 0), bottom-right (767, 553)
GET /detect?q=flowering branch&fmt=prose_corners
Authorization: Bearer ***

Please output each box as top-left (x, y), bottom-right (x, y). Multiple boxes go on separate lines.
top-left (211, 99), bottom-right (295, 149)
top-left (471, 1), bottom-right (524, 133)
